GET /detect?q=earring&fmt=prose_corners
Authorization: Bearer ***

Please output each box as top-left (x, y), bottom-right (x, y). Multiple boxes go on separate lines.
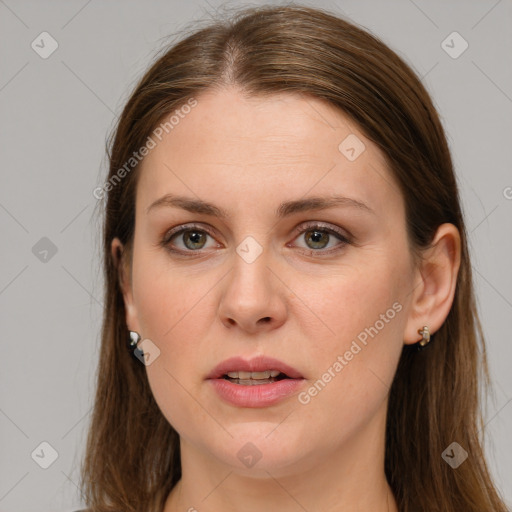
top-left (416, 325), bottom-right (431, 351)
top-left (128, 330), bottom-right (143, 356)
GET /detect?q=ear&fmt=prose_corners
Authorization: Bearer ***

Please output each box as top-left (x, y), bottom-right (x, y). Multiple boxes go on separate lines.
top-left (403, 223), bottom-right (461, 345)
top-left (111, 237), bottom-right (140, 333)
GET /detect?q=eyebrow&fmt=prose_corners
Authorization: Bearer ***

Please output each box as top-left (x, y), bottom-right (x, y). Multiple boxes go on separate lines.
top-left (146, 193), bottom-right (375, 218)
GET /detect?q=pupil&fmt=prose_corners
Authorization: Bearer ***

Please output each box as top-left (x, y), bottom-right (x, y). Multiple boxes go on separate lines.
top-left (307, 230), bottom-right (328, 249)
top-left (185, 230), bottom-right (205, 249)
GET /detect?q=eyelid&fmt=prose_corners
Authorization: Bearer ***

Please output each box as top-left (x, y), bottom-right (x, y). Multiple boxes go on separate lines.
top-left (287, 221), bottom-right (352, 256)
top-left (160, 222), bottom-right (221, 255)
top-left (162, 222), bottom-right (217, 244)
top-left (289, 221), bottom-right (351, 242)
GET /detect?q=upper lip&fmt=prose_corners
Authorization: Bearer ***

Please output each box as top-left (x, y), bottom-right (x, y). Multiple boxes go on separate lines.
top-left (207, 355), bottom-right (304, 380)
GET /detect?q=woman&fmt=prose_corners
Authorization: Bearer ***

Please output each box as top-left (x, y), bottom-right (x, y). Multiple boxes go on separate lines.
top-left (79, 4), bottom-right (509, 511)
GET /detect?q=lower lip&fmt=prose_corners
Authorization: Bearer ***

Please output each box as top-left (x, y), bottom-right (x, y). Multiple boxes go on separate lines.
top-left (208, 377), bottom-right (305, 407)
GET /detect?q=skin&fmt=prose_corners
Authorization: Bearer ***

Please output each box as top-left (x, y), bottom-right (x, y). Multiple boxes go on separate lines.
top-left (112, 87), bottom-right (461, 512)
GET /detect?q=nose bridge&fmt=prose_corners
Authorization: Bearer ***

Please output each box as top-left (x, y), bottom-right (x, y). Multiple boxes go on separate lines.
top-left (230, 234), bottom-right (273, 302)
top-left (218, 233), bottom-right (287, 331)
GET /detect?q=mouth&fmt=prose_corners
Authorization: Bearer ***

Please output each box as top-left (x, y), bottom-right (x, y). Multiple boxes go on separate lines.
top-left (207, 355), bottom-right (304, 382)
top-left (206, 355), bottom-right (305, 407)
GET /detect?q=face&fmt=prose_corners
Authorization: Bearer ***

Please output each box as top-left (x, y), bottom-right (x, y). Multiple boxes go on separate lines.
top-left (117, 87), bottom-right (418, 477)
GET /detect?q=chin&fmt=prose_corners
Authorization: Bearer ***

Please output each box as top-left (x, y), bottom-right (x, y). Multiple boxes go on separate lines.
top-left (206, 428), bottom-right (311, 476)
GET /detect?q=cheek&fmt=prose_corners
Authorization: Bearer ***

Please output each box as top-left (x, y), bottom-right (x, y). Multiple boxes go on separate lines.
top-left (299, 257), bottom-right (405, 353)
top-left (132, 265), bottom-right (217, 437)
top-left (293, 257), bottom-right (406, 416)
top-left (132, 253), bottom-right (224, 370)
top-left (132, 248), bottom-right (210, 339)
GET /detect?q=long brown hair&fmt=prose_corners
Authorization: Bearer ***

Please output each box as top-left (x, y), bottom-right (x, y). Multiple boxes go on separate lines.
top-left (80, 5), bottom-right (509, 511)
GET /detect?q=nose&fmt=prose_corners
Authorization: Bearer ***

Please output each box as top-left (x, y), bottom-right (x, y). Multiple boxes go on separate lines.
top-left (217, 246), bottom-right (288, 334)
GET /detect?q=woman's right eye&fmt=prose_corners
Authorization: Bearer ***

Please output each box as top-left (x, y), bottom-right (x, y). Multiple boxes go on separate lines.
top-left (163, 225), bottom-right (218, 253)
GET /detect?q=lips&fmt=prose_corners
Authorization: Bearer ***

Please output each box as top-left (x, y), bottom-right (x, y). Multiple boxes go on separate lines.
top-left (206, 355), bottom-right (303, 380)
top-left (207, 355), bottom-right (305, 407)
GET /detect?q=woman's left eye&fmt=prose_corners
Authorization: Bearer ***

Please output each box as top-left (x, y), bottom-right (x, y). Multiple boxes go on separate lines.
top-left (161, 223), bottom-right (350, 256)
top-left (291, 224), bottom-right (350, 254)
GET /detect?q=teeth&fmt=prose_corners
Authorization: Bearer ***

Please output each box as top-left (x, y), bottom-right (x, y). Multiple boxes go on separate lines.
top-left (237, 378), bottom-right (275, 385)
top-left (226, 370), bottom-right (281, 379)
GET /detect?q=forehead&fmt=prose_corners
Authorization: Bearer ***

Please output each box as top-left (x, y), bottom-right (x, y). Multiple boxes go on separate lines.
top-left (136, 88), bottom-right (403, 220)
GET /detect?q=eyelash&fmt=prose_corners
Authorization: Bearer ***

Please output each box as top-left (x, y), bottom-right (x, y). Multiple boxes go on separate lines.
top-left (160, 222), bottom-right (352, 257)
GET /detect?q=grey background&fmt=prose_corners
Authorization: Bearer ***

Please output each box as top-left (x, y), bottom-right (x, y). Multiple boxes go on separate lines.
top-left (0, 0), bottom-right (511, 510)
